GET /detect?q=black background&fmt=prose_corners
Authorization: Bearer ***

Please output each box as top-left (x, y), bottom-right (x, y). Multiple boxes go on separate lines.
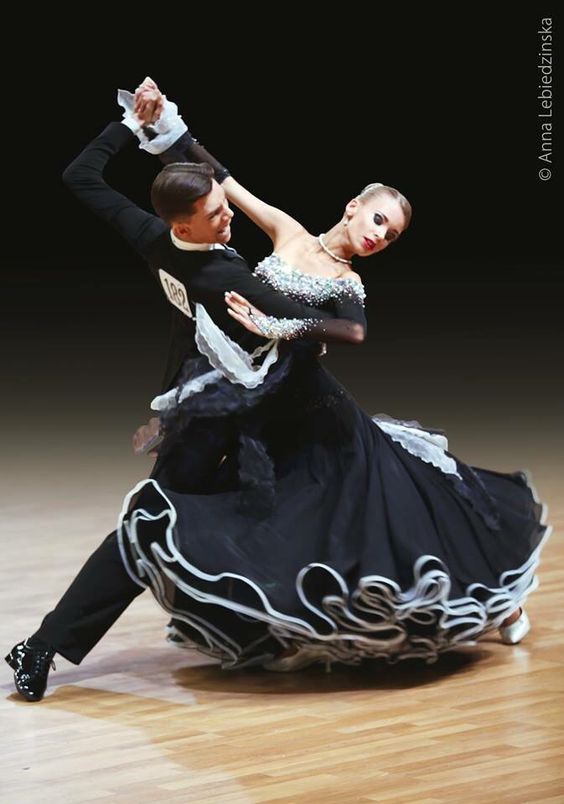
top-left (4, 9), bottom-right (561, 444)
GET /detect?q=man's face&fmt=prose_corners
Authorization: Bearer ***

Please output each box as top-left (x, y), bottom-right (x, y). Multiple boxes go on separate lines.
top-left (177, 180), bottom-right (234, 244)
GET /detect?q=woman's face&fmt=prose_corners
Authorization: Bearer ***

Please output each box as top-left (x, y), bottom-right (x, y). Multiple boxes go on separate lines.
top-left (346, 194), bottom-right (407, 257)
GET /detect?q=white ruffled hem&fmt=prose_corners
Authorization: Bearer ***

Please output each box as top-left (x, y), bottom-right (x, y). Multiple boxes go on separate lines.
top-left (117, 475), bottom-right (551, 669)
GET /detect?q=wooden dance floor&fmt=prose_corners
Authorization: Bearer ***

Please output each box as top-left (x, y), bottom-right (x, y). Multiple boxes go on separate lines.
top-left (1, 422), bottom-right (563, 803)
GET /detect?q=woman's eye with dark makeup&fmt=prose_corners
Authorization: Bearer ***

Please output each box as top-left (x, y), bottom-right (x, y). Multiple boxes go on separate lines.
top-left (373, 213), bottom-right (383, 225)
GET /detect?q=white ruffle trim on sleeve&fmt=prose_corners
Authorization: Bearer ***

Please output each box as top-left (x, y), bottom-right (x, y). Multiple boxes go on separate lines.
top-left (372, 417), bottom-right (461, 478)
top-left (116, 90), bottom-right (188, 154)
top-left (150, 303), bottom-right (280, 411)
top-left (150, 368), bottom-right (223, 412)
top-left (194, 303), bottom-right (279, 388)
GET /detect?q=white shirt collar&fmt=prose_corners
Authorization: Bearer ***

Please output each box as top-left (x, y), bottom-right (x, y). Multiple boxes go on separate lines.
top-left (170, 231), bottom-right (226, 252)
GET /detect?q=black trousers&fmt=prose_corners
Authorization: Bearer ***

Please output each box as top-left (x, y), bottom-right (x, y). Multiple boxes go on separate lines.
top-left (33, 418), bottom-right (238, 664)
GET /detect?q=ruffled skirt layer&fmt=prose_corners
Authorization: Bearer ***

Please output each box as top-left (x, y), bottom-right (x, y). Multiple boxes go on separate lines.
top-left (118, 363), bottom-right (550, 668)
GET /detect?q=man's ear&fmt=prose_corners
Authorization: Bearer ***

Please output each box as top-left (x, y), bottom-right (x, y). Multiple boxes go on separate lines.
top-left (172, 221), bottom-right (191, 240)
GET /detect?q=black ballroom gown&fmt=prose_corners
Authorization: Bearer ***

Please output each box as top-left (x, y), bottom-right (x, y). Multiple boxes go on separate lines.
top-left (117, 254), bottom-right (551, 669)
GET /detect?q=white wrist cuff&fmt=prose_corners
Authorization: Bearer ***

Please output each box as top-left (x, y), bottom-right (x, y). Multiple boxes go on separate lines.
top-left (139, 117), bottom-right (188, 155)
top-left (116, 89), bottom-right (188, 154)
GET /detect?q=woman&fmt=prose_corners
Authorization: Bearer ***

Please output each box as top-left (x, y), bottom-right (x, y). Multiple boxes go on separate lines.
top-left (118, 83), bottom-right (550, 671)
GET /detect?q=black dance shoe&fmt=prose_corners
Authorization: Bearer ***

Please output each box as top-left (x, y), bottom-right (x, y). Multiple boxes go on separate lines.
top-left (5, 639), bottom-right (56, 701)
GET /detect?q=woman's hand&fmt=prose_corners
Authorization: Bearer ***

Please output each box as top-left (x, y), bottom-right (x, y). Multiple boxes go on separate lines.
top-left (134, 77), bottom-right (164, 124)
top-left (224, 291), bottom-right (269, 337)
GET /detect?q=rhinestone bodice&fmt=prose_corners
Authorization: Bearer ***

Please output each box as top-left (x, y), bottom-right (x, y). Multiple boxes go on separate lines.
top-left (254, 253), bottom-right (366, 307)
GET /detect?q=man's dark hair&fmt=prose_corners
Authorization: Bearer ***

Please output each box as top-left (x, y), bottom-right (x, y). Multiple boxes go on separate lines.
top-left (151, 162), bottom-right (214, 224)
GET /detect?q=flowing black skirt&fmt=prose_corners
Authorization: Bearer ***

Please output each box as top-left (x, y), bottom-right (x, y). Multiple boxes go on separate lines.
top-left (118, 349), bottom-right (550, 668)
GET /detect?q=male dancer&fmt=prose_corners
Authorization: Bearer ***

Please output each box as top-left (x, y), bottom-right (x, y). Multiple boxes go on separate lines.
top-left (5, 80), bottom-right (359, 701)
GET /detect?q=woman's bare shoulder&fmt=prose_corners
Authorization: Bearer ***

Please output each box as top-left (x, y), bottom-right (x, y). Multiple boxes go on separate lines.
top-left (340, 270), bottom-right (363, 284)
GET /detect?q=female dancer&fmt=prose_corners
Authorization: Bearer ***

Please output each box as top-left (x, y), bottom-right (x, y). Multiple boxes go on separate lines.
top-left (118, 83), bottom-right (551, 672)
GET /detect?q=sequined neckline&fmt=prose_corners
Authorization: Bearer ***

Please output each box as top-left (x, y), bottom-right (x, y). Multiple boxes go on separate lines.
top-left (254, 254), bottom-right (366, 306)
top-left (272, 252), bottom-right (350, 283)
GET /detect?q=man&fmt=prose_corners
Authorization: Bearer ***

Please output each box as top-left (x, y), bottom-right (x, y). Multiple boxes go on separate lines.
top-left (5, 81), bottom-right (353, 701)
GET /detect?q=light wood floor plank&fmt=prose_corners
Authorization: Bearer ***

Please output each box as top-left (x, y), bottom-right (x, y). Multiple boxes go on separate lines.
top-left (1, 435), bottom-right (562, 803)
